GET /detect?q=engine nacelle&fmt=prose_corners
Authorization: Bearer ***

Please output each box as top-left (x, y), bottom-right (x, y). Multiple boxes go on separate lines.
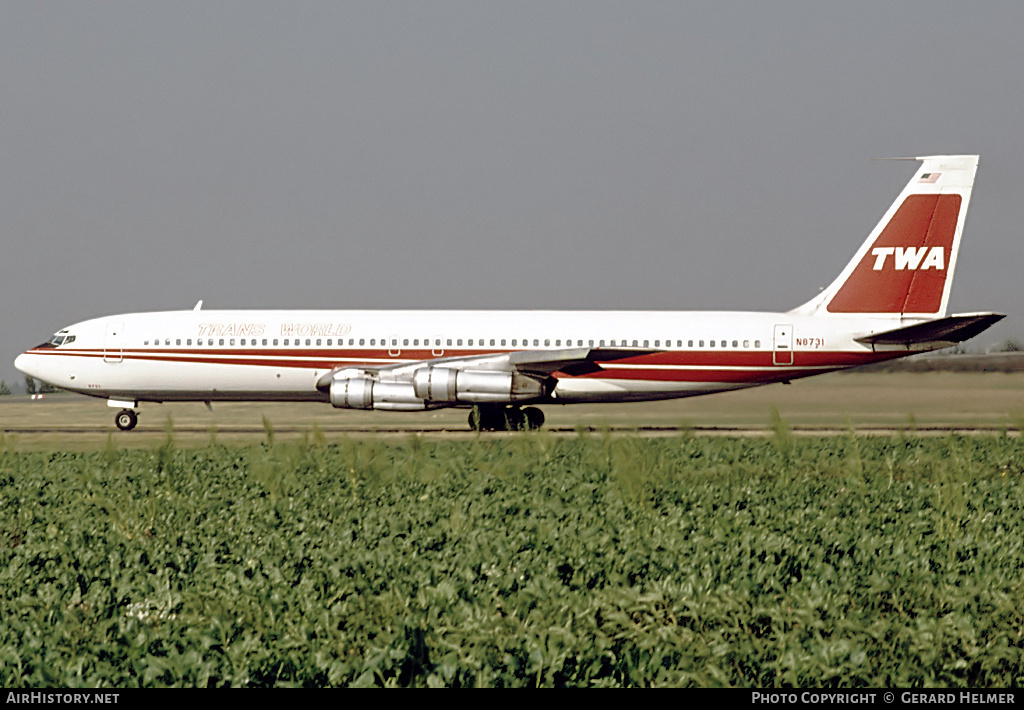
top-left (412, 367), bottom-right (458, 401)
top-left (412, 367), bottom-right (544, 403)
top-left (329, 376), bottom-right (428, 410)
top-left (329, 376), bottom-right (374, 409)
top-left (371, 381), bottom-right (425, 409)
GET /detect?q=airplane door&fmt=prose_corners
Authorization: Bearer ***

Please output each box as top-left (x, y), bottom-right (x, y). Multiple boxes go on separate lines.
top-left (773, 324), bottom-right (793, 366)
top-left (104, 322), bottom-right (124, 363)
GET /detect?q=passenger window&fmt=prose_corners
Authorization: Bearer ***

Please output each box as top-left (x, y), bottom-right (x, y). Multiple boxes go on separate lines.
top-left (219, 339), bottom-right (224, 346)
top-left (512, 339), bottom-right (518, 346)
top-left (176, 339), bottom-right (181, 346)
top-left (755, 340), bottom-right (761, 348)
top-left (732, 340), bottom-right (738, 347)
top-left (284, 339), bottom-right (289, 345)
top-left (273, 339), bottom-right (279, 346)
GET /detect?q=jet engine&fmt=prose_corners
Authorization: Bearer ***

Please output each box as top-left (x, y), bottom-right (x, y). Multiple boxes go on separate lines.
top-left (412, 367), bottom-right (545, 403)
top-left (327, 367), bottom-right (545, 410)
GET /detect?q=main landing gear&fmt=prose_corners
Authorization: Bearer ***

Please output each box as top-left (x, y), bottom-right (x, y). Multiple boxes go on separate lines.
top-left (468, 404), bottom-right (545, 432)
top-left (115, 409), bottom-right (138, 431)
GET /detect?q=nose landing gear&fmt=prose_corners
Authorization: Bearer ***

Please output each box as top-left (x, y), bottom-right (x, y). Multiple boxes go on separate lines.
top-left (115, 409), bottom-right (138, 431)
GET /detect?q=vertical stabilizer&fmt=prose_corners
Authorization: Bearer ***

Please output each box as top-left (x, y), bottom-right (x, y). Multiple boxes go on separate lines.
top-left (793, 155), bottom-right (978, 318)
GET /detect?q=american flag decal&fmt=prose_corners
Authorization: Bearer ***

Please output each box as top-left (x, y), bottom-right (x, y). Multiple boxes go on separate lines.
top-left (918, 172), bottom-right (941, 183)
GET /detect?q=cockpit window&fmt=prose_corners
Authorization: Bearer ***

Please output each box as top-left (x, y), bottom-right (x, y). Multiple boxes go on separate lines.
top-left (47, 333), bottom-right (75, 346)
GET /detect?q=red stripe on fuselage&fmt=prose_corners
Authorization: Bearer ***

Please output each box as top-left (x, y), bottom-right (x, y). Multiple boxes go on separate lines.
top-left (25, 346), bottom-right (897, 384)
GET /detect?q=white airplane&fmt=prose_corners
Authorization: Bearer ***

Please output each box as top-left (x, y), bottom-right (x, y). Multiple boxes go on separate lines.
top-left (15, 155), bottom-right (1002, 432)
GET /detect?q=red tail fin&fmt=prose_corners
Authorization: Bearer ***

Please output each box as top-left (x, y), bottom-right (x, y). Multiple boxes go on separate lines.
top-left (794, 155), bottom-right (978, 318)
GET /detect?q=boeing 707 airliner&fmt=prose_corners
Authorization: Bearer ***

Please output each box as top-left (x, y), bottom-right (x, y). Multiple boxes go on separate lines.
top-left (15, 155), bottom-right (1002, 431)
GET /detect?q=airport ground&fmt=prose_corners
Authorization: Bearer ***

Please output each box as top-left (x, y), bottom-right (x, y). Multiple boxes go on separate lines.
top-left (2, 371), bottom-right (1023, 450)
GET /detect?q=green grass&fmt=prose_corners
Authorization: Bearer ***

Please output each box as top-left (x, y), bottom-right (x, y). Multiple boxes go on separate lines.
top-left (2, 431), bottom-right (1024, 686)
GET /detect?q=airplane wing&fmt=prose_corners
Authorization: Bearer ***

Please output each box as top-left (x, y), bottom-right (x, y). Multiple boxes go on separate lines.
top-left (506, 347), bottom-right (653, 376)
top-left (315, 346), bottom-right (651, 391)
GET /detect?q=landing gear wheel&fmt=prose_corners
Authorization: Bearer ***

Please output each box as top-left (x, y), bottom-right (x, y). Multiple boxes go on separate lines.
top-left (469, 405), bottom-right (505, 431)
top-left (503, 408), bottom-right (526, 431)
top-left (115, 409), bottom-right (138, 431)
top-left (468, 405), bottom-right (544, 431)
top-left (469, 405), bottom-right (502, 431)
top-left (523, 407), bottom-right (545, 430)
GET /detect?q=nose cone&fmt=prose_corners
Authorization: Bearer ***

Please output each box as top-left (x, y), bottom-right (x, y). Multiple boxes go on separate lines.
top-left (15, 349), bottom-right (49, 382)
top-left (14, 351), bottom-right (36, 377)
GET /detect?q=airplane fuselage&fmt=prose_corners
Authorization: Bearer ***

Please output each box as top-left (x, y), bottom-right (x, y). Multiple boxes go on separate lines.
top-left (15, 308), bottom-right (918, 406)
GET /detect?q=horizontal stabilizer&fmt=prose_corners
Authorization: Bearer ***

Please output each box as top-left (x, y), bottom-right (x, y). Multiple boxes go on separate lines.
top-left (854, 313), bottom-right (1004, 347)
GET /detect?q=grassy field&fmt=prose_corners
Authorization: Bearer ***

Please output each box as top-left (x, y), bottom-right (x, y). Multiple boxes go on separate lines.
top-left (2, 433), bottom-right (1023, 686)
top-left (2, 372), bottom-right (1024, 450)
top-left (3, 373), bottom-right (1024, 686)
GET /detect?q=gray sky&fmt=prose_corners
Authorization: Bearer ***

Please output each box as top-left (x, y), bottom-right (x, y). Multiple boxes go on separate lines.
top-left (3, 1), bottom-right (1023, 385)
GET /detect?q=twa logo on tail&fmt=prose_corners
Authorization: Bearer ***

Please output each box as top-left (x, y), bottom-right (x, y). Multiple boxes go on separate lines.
top-left (826, 192), bottom-right (962, 313)
top-left (870, 246), bottom-right (945, 271)
top-left (794, 155), bottom-right (978, 317)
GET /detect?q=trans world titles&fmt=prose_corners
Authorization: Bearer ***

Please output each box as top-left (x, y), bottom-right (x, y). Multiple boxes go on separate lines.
top-left (196, 322), bottom-right (352, 338)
